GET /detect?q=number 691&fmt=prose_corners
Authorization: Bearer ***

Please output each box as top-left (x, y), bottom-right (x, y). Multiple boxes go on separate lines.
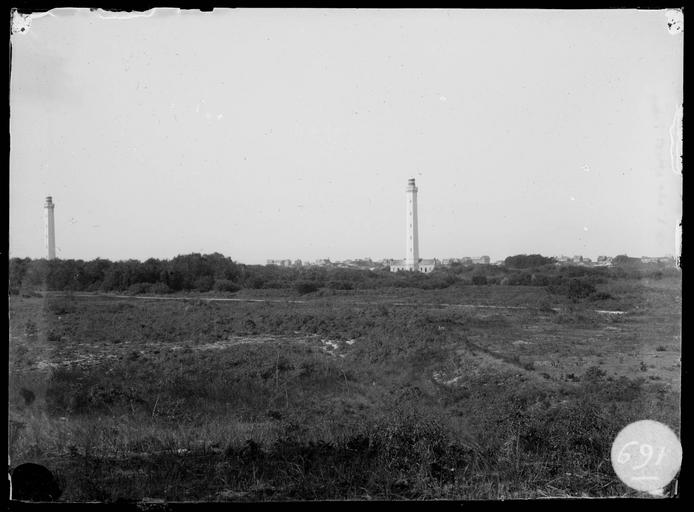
top-left (617, 441), bottom-right (666, 469)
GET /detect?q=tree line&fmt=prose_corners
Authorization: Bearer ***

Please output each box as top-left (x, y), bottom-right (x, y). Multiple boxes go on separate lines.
top-left (8, 252), bottom-right (677, 296)
top-left (9, 253), bottom-right (405, 294)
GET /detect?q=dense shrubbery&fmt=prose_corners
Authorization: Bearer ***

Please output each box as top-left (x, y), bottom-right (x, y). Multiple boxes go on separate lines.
top-left (9, 273), bottom-right (680, 500)
top-left (471, 275), bottom-right (487, 285)
top-left (9, 254), bottom-right (459, 294)
top-left (327, 280), bottom-right (354, 291)
top-left (42, 341), bottom-right (352, 419)
top-left (8, 252), bottom-right (678, 296)
top-left (193, 275), bottom-right (215, 292)
top-left (505, 273), bottom-right (531, 286)
top-left (35, 325), bottom-right (658, 499)
top-left (612, 254), bottom-right (641, 266)
top-left (566, 279), bottom-right (597, 301)
top-left (504, 254), bottom-right (555, 269)
top-left (213, 279), bottom-right (241, 293)
top-left (127, 282), bottom-right (152, 295)
top-left (295, 281), bottom-right (320, 295)
top-left (149, 282), bottom-right (173, 294)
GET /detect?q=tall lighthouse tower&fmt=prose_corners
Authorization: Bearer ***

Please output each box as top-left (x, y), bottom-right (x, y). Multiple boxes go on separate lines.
top-left (44, 196), bottom-right (56, 260)
top-left (405, 178), bottom-right (419, 271)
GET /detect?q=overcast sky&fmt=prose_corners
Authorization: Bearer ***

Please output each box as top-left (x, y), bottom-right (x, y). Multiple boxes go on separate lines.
top-left (10, 9), bottom-right (682, 264)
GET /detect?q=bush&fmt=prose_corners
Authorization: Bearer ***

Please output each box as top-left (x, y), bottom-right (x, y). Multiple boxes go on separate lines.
top-left (530, 273), bottom-right (552, 286)
top-left (589, 291), bottom-right (612, 301)
top-left (295, 281), bottom-right (320, 295)
top-left (504, 254), bottom-right (555, 269)
top-left (505, 273), bottom-right (531, 286)
top-left (612, 254), bottom-right (640, 266)
top-left (548, 278), bottom-right (598, 301)
top-left (471, 275), bottom-right (487, 286)
top-left (127, 282), bottom-right (151, 295)
top-left (149, 282), bottom-right (172, 294)
top-left (193, 275), bottom-right (215, 292)
top-left (604, 376), bottom-right (644, 402)
top-left (517, 400), bottom-right (619, 473)
top-left (213, 279), bottom-right (241, 293)
top-left (567, 279), bottom-right (596, 301)
top-left (327, 280), bottom-right (354, 291)
top-left (264, 280), bottom-right (289, 289)
top-left (46, 330), bottom-right (61, 342)
top-left (421, 274), bottom-right (456, 290)
top-left (582, 366), bottom-right (607, 388)
top-left (246, 276), bottom-right (266, 289)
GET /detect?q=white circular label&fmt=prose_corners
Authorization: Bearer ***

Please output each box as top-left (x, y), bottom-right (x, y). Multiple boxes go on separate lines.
top-left (611, 420), bottom-right (682, 493)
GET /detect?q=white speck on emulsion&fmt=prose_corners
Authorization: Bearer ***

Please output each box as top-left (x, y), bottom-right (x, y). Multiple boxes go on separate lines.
top-left (665, 9), bottom-right (683, 35)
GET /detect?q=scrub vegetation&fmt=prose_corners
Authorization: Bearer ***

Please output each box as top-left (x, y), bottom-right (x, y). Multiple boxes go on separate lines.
top-left (8, 255), bottom-right (681, 500)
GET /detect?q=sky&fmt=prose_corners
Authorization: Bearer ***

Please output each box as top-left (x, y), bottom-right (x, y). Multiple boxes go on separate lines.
top-left (9, 9), bottom-right (683, 265)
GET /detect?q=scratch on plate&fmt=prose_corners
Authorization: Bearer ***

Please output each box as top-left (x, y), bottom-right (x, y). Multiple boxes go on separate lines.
top-left (669, 105), bottom-right (683, 175)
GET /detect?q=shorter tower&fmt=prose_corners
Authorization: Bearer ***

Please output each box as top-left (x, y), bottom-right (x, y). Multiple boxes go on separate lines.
top-left (44, 196), bottom-right (55, 260)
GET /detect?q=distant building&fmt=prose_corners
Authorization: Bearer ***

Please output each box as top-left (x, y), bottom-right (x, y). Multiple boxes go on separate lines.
top-left (595, 256), bottom-right (613, 267)
top-left (266, 259), bottom-right (294, 267)
top-left (339, 258), bottom-right (375, 269)
top-left (391, 258), bottom-right (436, 273)
top-left (471, 255), bottom-right (490, 265)
top-left (641, 256), bottom-right (675, 265)
top-left (418, 258), bottom-right (436, 273)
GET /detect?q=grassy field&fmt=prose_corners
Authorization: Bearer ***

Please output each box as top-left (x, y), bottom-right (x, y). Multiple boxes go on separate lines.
top-left (8, 276), bottom-right (681, 500)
